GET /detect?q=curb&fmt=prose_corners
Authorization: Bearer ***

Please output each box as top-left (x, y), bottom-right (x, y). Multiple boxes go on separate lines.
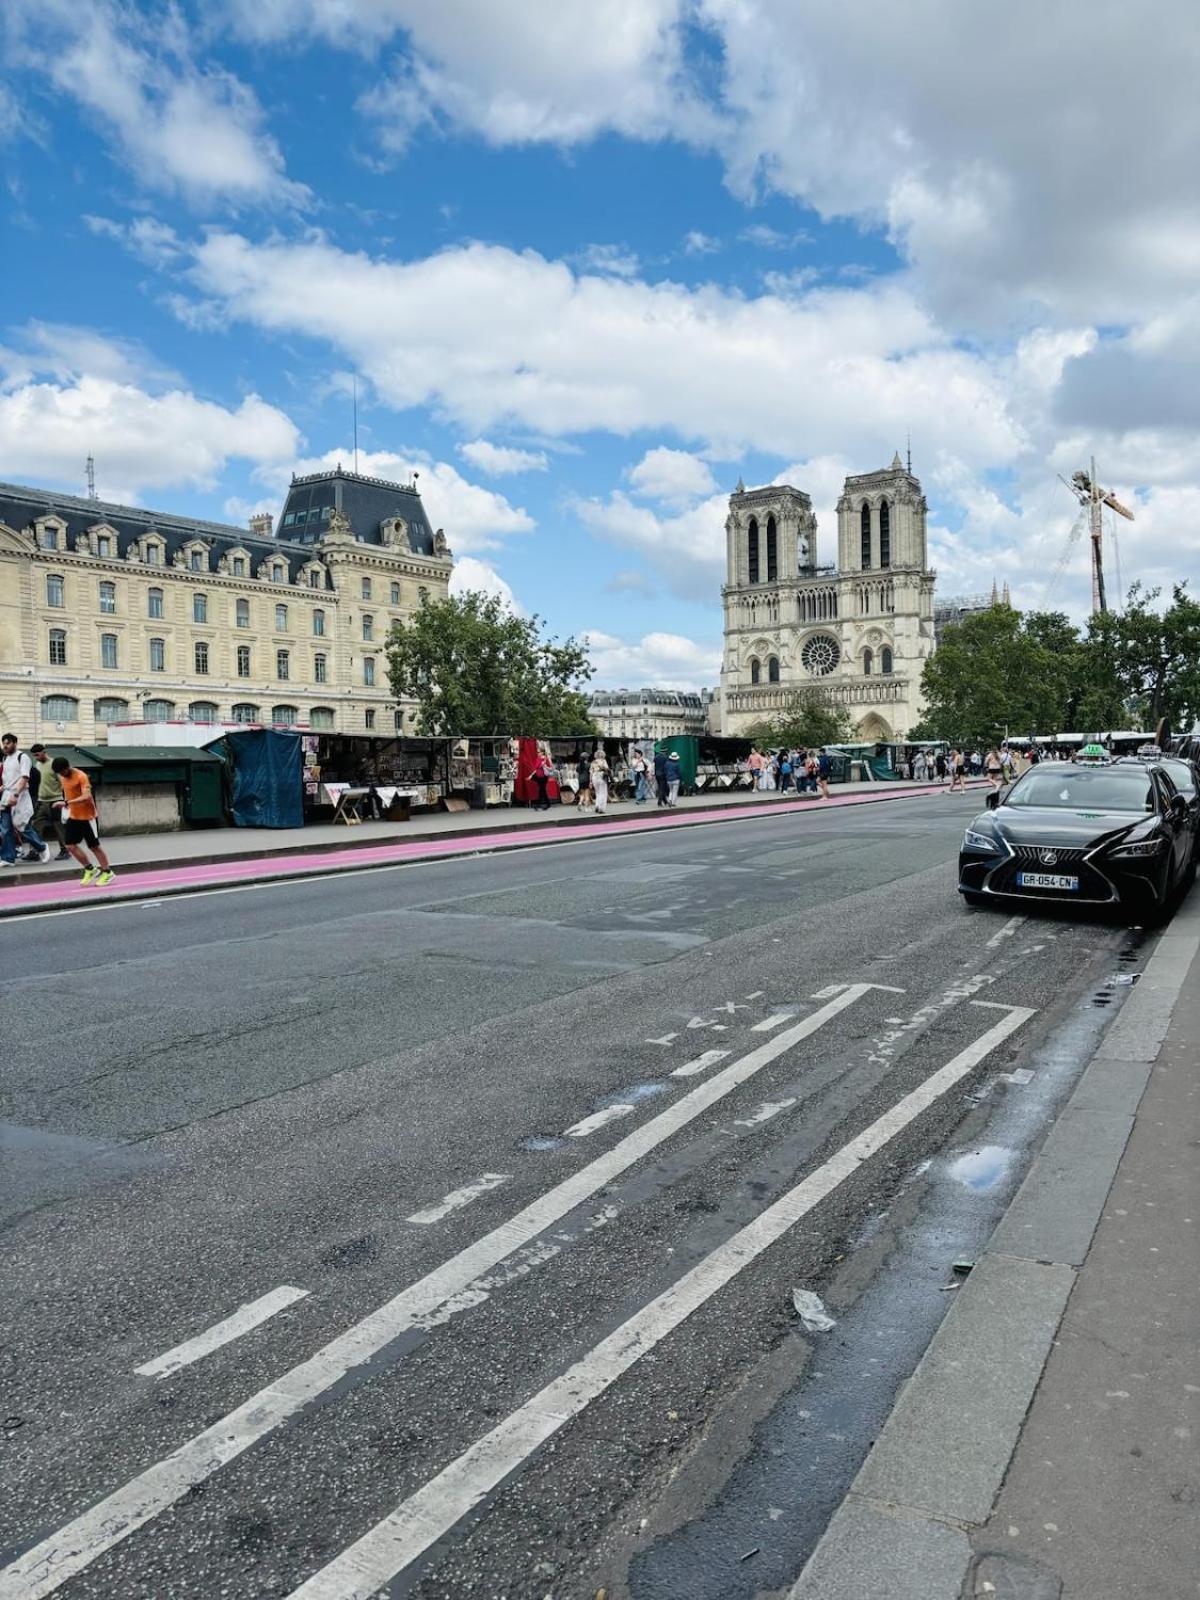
top-left (0, 780), bottom-right (987, 919)
top-left (786, 894), bottom-right (1200, 1599)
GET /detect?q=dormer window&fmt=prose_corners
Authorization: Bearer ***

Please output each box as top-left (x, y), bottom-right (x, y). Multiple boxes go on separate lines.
top-left (145, 541), bottom-right (162, 566)
top-left (39, 525), bottom-right (59, 551)
top-left (273, 563), bottom-right (285, 583)
top-left (189, 548), bottom-right (205, 572)
top-left (233, 556), bottom-right (246, 577)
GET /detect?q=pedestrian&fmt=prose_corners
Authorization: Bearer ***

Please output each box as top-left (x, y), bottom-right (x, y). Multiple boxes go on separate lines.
top-left (665, 750), bottom-right (682, 807)
top-left (632, 749), bottom-right (648, 804)
top-left (0, 733), bottom-right (51, 867)
top-left (935, 750), bottom-right (948, 781)
top-left (817, 747), bottom-right (832, 799)
top-left (970, 749), bottom-right (983, 776)
top-left (591, 747), bottom-right (611, 815)
top-left (576, 750), bottom-right (593, 812)
top-left (804, 750), bottom-right (820, 794)
top-left (51, 757), bottom-right (114, 886)
top-left (948, 749), bottom-right (967, 792)
top-left (984, 747), bottom-right (1003, 789)
top-left (748, 747), bottom-right (764, 792)
top-left (654, 747), bottom-right (669, 807)
top-left (779, 750), bottom-right (793, 792)
top-left (530, 752), bottom-right (553, 810)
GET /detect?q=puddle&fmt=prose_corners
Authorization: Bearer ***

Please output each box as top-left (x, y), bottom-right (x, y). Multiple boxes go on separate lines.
top-left (947, 1144), bottom-right (1012, 1193)
top-left (519, 1135), bottom-right (565, 1152)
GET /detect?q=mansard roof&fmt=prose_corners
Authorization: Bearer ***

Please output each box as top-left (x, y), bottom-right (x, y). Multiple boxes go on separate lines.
top-left (278, 468), bottom-right (436, 554)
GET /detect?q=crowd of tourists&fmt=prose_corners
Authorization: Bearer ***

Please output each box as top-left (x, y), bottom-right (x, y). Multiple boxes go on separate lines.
top-left (0, 735), bottom-right (116, 884)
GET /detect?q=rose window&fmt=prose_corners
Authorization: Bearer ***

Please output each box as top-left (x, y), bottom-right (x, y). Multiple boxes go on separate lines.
top-left (801, 634), bottom-right (841, 676)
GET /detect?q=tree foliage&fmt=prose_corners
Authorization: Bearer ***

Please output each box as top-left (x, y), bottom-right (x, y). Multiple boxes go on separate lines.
top-left (385, 592), bottom-right (596, 736)
top-left (915, 587), bottom-right (1200, 744)
top-left (742, 688), bottom-right (854, 750)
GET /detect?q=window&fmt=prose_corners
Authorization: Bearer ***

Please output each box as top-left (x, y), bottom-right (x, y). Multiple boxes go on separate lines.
top-left (747, 517), bottom-right (760, 584)
top-left (233, 556), bottom-right (246, 577)
top-left (145, 542), bottom-right (160, 565)
top-left (276, 648), bottom-right (290, 680)
top-left (860, 501), bottom-right (872, 569)
top-left (237, 644), bottom-right (251, 678)
top-left (49, 628), bottom-right (67, 665)
top-left (390, 582), bottom-right (400, 605)
top-left (309, 569), bottom-right (322, 589)
top-left (766, 515), bottom-right (778, 582)
top-left (314, 652), bottom-right (327, 684)
top-left (144, 698), bottom-right (175, 723)
top-left (189, 549), bottom-right (204, 572)
top-left (236, 597), bottom-right (250, 628)
top-left (96, 535), bottom-right (111, 558)
top-left (879, 499), bottom-right (891, 568)
top-left (863, 647), bottom-right (873, 676)
top-left (99, 580), bottom-right (116, 614)
top-left (101, 633), bottom-right (118, 669)
top-left (750, 657), bottom-right (761, 685)
top-left (195, 641), bottom-right (209, 675)
top-left (150, 637), bottom-right (166, 671)
top-left (313, 609), bottom-right (325, 637)
top-left (275, 603), bottom-right (288, 631)
top-left (271, 704), bottom-right (297, 726)
top-left (881, 646), bottom-right (893, 675)
top-left (273, 564), bottom-right (284, 584)
top-left (46, 574), bottom-right (64, 607)
top-left (394, 709), bottom-right (404, 731)
top-left (232, 703), bottom-right (259, 724)
top-left (361, 576), bottom-right (372, 600)
top-left (362, 613), bottom-right (374, 641)
top-left (310, 707), bottom-right (335, 730)
top-left (363, 656), bottom-right (376, 687)
top-left (768, 655), bottom-right (780, 683)
top-left (418, 586), bottom-right (428, 605)
top-left (148, 587), bottom-right (164, 619)
top-left (365, 708), bottom-right (376, 730)
top-left (193, 592), bottom-right (208, 624)
top-left (41, 694), bottom-right (78, 721)
top-left (40, 526), bottom-right (59, 550)
top-left (283, 513), bottom-right (296, 527)
top-left (95, 697), bottom-right (128, 723)
top-left (189, 701), bottom-right (217, 723)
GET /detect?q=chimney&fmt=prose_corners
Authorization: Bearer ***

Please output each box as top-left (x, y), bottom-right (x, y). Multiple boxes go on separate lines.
top-left (249, 512), bottom-right (274, 538)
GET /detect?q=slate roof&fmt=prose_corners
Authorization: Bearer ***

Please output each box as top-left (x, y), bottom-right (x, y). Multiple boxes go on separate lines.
top-left (278, 468), bottom-right (436, 554)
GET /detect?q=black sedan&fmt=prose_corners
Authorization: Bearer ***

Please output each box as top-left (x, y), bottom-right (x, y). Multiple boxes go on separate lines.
top-left (958, 760), bottom-right (1197, 921)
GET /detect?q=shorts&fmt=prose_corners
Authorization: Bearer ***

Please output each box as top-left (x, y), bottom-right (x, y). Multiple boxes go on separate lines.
top-left (63, 817), bottom-right (99, 848)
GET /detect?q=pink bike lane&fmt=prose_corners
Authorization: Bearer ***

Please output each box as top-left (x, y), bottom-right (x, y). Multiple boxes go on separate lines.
top-left (0, 781), bottom-right (981, 918)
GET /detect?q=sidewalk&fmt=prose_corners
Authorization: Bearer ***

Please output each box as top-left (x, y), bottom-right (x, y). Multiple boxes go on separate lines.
top-left (0, 777), bottom-right (984, 918)
top-left (789, 896), bottom-right (1200, 1599)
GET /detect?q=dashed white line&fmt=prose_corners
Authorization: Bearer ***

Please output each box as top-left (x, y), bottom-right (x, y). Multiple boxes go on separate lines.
top-left (0, 982), bottom-right (885, 1600)
top-left (284, 1003), bottom-right (1036, 1600)
top-left (670, 1049), bottom-right (730, 1079)
top-left (986, 914), bottom-right (1027, 949)
top-left (752, 1009), bottom-right (800, 1033)
top-left (564, 1105), bottom-right (636, 1138)
top-left (732, 1097), bottom-right (797, 1127)
top-left (406, 1174), bottom-right (510, 1226)
top-left (133, 1287), bottom-right (309, 1380)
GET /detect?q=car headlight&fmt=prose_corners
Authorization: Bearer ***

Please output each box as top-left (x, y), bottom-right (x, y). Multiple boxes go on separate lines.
top-left (1107, 837), bottom-right (1167, 858)
top-left (963, 827), bottom-right (1001, 851)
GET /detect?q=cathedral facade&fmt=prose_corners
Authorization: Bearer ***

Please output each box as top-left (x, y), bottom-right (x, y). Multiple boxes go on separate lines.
top-left (718, 454), bottom-right (935, 741)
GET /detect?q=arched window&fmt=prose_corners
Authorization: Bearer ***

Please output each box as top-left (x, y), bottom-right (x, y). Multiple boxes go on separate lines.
top-left (144, 698), bottom-right (175, 722)
top-left (863, 647), bottom-right (873, 676)
top-left (232, 703), bottom-right (259, 723)
top-left (310, 707), bottom-right (335, 730)
top-left (881, 646), bottom-right (894, 675)
top-left (879, 498), bottom-right (891, 567)
top-left (768, 655), bottom-right (780, 683)
top-left (94, 697), bottom-right (129, 724)
top-left (747, 517), bottom-right (760, 584)
top-left (188, 701), bottom-right (218, 723)
top-left (750, 657), bottom-right (761, 685)
top-left (766, 515), bottom-right (778, 582)
top-left (860, 501), bottom-right (872, 569)
top-left (40, 694), bottom-right (78, 722)
top-left (271, 704), bottom-right (298, 726)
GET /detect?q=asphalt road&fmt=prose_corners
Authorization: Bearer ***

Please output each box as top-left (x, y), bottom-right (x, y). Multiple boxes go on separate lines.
top-left (0, 792), bottom-right (1149, 1599)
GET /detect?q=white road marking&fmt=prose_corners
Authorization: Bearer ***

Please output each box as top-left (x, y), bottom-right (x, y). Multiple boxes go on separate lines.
top-left (744, 990), bottom-right (765, 1000)
top-left (564, 1104), bottom-right (636, 1138)
top-left (811, 983), bottom-right (846, 998)
top-left (285, 1003), bottom-right (1036, 1600)
top-left (646, 1032), bottom-right (679, 1046)
top-left (686, 1016), bottom-right (715, 1029)
top-left (406, 1175), bottom-right (510, 1226)
top-left (0, 983), bottom-right (884, 1600)
top-left (986, 914), bottom-right (1027, 949)
top-left (670, 1049), bottom-right (730, 1079)
top-left (732, 1097), bottom-right (796, 1127)
top-left (751, 1009), bottom-right (800, 1033)
top-left (133, 1287), bottom-right (310, 1380)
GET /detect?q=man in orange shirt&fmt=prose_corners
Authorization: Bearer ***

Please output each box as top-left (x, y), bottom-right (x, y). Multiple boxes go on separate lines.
top-left (50, 757), bottom-right (115, 887)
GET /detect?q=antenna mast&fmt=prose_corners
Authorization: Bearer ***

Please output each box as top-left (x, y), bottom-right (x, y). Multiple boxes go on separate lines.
top-left (85, 454), bottom-right (97, 500)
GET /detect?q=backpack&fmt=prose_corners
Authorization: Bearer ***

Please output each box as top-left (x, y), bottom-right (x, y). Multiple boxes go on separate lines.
top-left (26, 757), bottom-right (40, 806)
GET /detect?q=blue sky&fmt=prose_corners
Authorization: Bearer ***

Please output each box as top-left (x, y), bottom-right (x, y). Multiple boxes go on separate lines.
top-left (2, 2), bottom-right (1197, 687)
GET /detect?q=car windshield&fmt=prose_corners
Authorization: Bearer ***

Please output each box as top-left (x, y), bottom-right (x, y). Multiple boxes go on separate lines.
top-left (1006, 768), bottom-right (1154, 812)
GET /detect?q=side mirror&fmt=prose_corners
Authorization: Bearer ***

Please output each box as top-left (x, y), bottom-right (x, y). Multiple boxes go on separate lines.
top-left (1171, 794), bottom-right (1188, 820)
top-left (986, 790), bottom-right (1000, 810)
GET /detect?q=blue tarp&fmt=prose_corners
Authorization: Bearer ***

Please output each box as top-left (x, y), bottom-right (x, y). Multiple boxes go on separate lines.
top-left (219, 729), bottom-right (304, 828)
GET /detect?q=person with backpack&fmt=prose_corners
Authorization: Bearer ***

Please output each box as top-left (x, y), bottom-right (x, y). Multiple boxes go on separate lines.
top-left (51, 756), bottom-right (114, 886)
top-left (0, 732), bottom-right (50, 867)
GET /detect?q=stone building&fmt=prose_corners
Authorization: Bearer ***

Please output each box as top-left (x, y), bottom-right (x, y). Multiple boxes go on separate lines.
top-left (587, 687), bottom-right (714, 741)
top-left (718, 455), bottom-right (935, 740)
top-left (0, 468), bottom-right (453, 744)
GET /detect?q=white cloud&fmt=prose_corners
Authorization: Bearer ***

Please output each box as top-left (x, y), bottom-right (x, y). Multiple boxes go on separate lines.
top-left (0, 375), bottom-right (300, 505)
top-left (583, 629), bottom-right (721, 691)
top-left (459, 439), bottom-right (549, 476)
top-left (85, 214), bottom-right (184, 269)
top-left (628, 446), bottom-right (719, 507)
top-left (574, 488), bottom-right (730, 601)
top-left (257, 446), bottom-right (534, 554)
top-left (570, 243), bottom-right (641, 278)
top-left (449, 556), bottom-right (520, 610)
top-left (7, 1), bottom-right (306, 208)
top-left (683, 230), bottom-right (721, 256)
top-left (0, 321), bottom-right (180, 391)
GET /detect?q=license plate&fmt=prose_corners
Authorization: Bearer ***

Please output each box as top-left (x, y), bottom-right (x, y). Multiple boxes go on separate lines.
top-left (1017, 871), bottom-right (1079, 891)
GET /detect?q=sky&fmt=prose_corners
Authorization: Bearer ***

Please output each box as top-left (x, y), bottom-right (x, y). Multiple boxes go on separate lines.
top-left (2, 0), bottom-right (1198, 690)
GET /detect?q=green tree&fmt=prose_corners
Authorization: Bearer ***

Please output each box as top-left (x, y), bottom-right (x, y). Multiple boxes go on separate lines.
top-left (1081, 584), bottom-right (1200, 733)
top-left (742, 688), bottom-right (854, 749)
top-left (385, 592), bottom-right (596, 736)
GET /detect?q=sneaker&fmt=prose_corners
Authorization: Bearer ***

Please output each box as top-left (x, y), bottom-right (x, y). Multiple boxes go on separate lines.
top-left (94, 869), bottom-right (114, 887)
top-left (80, 867), bottom-right (96, 886)
top-left (0, 859), bottom-right (15, 868)
top-left (55, 850), bottom-right (70, 861)
top-left (40, 846), bottom-right (52, 863)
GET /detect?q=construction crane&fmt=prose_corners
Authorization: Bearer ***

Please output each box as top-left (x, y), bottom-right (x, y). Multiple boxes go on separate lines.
top-left (1060, 457), bottom-right (1134, 615)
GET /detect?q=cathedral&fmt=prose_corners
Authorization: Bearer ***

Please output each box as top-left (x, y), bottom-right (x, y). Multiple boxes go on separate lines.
top-left (718, 454), bottom-right (935, 741)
